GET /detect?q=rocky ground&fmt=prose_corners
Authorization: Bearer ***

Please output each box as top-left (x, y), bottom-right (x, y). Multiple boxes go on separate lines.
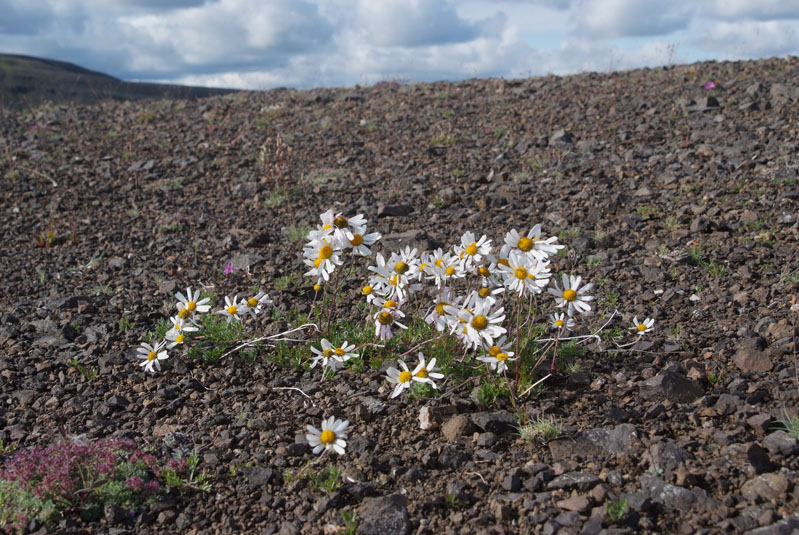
top-left (1, 56), bottom-right (799, 535)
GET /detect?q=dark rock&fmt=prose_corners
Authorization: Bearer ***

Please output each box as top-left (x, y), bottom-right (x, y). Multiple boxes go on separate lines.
top-left (547, 472), bottom-right (600, 491)
top-left (741, 473), bottom-right (789, 502)
top-left (378, 204), bottom-right (413, 217)
top-left (747, 414), bottom-right (772, 435)
top-left (745, 443), bottom-right (774, 474)
top-left (733, 348), bottom-right (773, 372)
top-left (469, 411), bottom-right (517, 434)
top-left (549, 423), bottom-right (640, 460)
top-left (357, 494), bottom-right (410, 535)
top-left (649, 440), bottom-right (693, 473)
top-left (550, 129), bottom-right (575, 145)
top-left (641, 473), bottom-right (715, 512)
top-left (762, 431), bottom-right (799, 457)
top-left (105, 395), bottom-right (129, 411)
top-left (242, 466), bottom-right (274, 487)
top-left (715, 393), bottom-right (741, 416)
top-left (104, 503), bottom-right (128, 525)
top-left (639, 372), bottom-right (703, 404)
top-left (437, 446), bottom-right (470, 469)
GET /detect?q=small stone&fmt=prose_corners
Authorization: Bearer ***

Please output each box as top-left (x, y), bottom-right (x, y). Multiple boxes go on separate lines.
top-left (741, 473), bottom-right (789, 502)
top-left (733, 348), bottom-right (773, 372)
top-left (469, 411), bottom-right (517, 434)
top-left (763, 431), bottom-right (799, 457)
top-left (547, 472), bottom-right (600, 492)
top-left (744, 443), bottom-right (773, 475)
top-left (639, 372), bottom-right (703, 404)
top-left (714, 394), bottom-right (740, 416)
top-left (556, 495), bottom-right (590, 513)
top-left (441, 414), bottom-right (476, 441)
top-left (502, 472), bottom-right (521, 492)
top-left (357, 494), bottom-right (411, 535)
top-left (747, 414), bottom-right (772, 435)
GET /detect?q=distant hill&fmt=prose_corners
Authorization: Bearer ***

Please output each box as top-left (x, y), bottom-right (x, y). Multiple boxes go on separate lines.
top-left (0, 53), bottom-right (242, 111)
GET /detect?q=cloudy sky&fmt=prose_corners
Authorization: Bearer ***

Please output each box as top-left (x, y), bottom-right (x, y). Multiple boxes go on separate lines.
top-left (1, 0), bottom-right (798, 89)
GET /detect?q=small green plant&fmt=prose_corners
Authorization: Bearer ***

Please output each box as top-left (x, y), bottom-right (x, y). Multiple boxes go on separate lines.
top-left (476, 374), bottom-right (510, 407)
top-left (777, 409), bottom-right (799, 440)
top-left (67, 358), bottom-right (99, 381)
top-left (89, 285), bottom-right (114, 297)
top-left (702, 258), bottom-right (728, 278)
top-left (340, 510), bottom-right (358, 535)
top-left (782, 270), bottom-right (799, 287)
top-left (493, 127), bottom-right (508, 136)
top-left (603, 290), bottom-right (620, 307)
top-left (585, 256), bottom-right (602, 268)
top-left (309, 464), bottom-right (341, 494)
top-left (265, 189), bottom-right (288, 207)
top-left (635, 205), bottom-right (662, 221)
top-left (118, 317), bottom-right (134, 331)
top-left (37, 229), bottom-right (57, 248)
top-left (185, 314), bottom-right (244, 363)
top-left (158, 221), bottom-right (184, 234)
top-left (605, 498), bottom-right (628, 524)
top-left (433, 91), bottom-right (451, 100)
top-left (451, 168), bottom-right (466, 178)
top-left (430, 134), bottom-right (455, 147)
top-left (36, 266), bottom-right (46, 285)
top-left (517, 415), bottom-right (562, 443)
top-left (283, 224), bottom-right (311, 243)
top-left (160, 453), bottom-right (211, 492)
top-left (0, 439), bottom-right (18, 455)
top-left (429, 193), bottom-right (445, 209)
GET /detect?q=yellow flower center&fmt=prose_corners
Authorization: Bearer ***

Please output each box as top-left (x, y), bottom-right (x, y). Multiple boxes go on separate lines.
top-left (556, 319), bottom-right (564, 327)
top-left (435, 302), bottom-right (448, 316)
top-left (419, 263), bottom-right (427, 272)
top-left (176, 335), bottom-right (184, 343)
top-left (445, 266), bottom-right (456, 276)
top-left (319, 245), bottom-right (333, 259)
top-left (435, 258), bottom-right (444, 267)
top-left (322, 224), bottom-right (332, 230)
top-left (174, 323), bottom-right (181, 330)
top-left (515, 267), bottom-right (528, 280)
top-left (377, 311), bottom-right (394, 325)
top-left (314, 257), bottom-right (323, 268)
top-left (471, 315), bottom-right (488, 330)
top-left (178, 308), bottom-right (190, 320)
top-left (497, 258), bottom-right (509, 267)
top-left (362, 285), bottom-right (372, 295)
top-left (319, 429), bottom-right (336, 444)
top-left (247, 297), bottom-right (258, 307)
top-left (147, 351), bottom-right (157, 361)
top-left (399, 370), bottom-right (412, 383)
top-left (528, 273), bottom-right (536, 280)
top-left (416, 368), bottom-right (428, 379)
top-left (478, 266), bottom-right (490, 277)
top-left (227, 305), bottom-right (238, 315)
top-left (518, 237), bottom-right (534, 251)
top-left (314, 284), bottom-right (322, 291)
top-left (389, 275), bottom-right (399, 286)
top-left (322, 348), bottom-right (334, 358)
top-left (187, 301), bottom-right (196, 311)
top-left (350, 234), bottom-right (364, 246)
top-left (637, 324), bottom-right (647, 332)
top-left (334, 216), bottom-right (348, 228)
top-left (563, 289), bottom-right (577, 301)
top-left (496, 352), bottom-right (509, 362)
top-left (478, 287), bottom-right (491, 298)
top-left (384, 300), bottom-right (397, 308)
top-left (394, 261), bottom-right (409, 274)
top-left (489, 345), bottom-right (500, 356)
top-left (335, 348), bottom-right (345, 356)
top-left (465, 243), bottom-right (478, 256)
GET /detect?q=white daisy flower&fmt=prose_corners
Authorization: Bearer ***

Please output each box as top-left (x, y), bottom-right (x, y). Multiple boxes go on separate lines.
top-left (411, 353), bottom-right (444, 388)
top-left (310, 338), bottom-right (347, 372)
top-left (136, 340), bottom-right (169, 374)
top-left (548, 274), bottom-right (594, 317)
top-left (632, 317), bottom-right (655, 335)
top-left (175, 287), bottom-right (211, 320)
top-left (216, 295), bottom-right (250, 323)
top-left (477, 337), bottom-right (516, 374)
top-left (303, 236), bottom-right (342, 282)
top-left (505, 224), bottom-right (564, 261)
top-left (165, 315), bottom-right (198, 349)
top-left (550, 312), bottom-right (575, 331)
top-left (374, 304), bottom-right (407, 341)
top-left (447, 300), bottom-right (506, 350)
top-left (320, 210), bottom-right (368, 248)
top-left (386, 360), bottom-right (414, 398)
top-left (427, 252), bottom-right (466, 289)
top-left (455, 231), bottom-right (491, 269)
top-left (348, 231), bottom-right (381, 256)
top-left (306, 416), bottom-right (349, 455)
top-left (465, 285), bottom-right (505, 309)
top-left (425, 288), bottom-right (460, 332)
top-left (498, 251), bottom-right (551, 297)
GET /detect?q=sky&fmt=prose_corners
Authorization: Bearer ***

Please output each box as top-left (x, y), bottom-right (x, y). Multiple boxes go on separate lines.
top-left (1, 0), bottom-right (798, 90)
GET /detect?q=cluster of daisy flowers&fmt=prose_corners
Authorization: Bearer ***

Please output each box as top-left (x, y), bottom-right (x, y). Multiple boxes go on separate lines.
top-left (135, 287), bottom-right (273, 374)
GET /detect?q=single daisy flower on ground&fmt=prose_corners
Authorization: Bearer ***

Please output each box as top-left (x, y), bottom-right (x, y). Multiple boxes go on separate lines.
top-left (447, 300), bottom-right (506, 350)
top-left (216, 295), bottom-right (250, 323)
top-left (303, 237), bottom-right (342, 282)
top-left (548, 274), bottom-right (594, 317)
top-left (310, 338), bottom-right (349, 372)
top-left (137, 340), bottom-right (169, 374)
top-left (632, 317), bottom-right (655, 335)
top-left (374, 306), bottom-right (407, 341)
top-left (412, 353), bottom-right (444, 388)
top-left (241, 292), bottom-right (273, 320)
top-left (348, 230), bottom-right (381, 256)
top-left (505, 224), bottom-right (564, 261)
top-left (550, 312), bottom-right (575, 331)
top-left (306, 416), bottom-right (349, 455)
top-left (477, 337), bottom-right (516, 374)
top-left (386, 360), bottom-right (414, 398)
top-left (455, 231), bottom-right (491, 269)
top-left (498, 251), bottom-right (551, 297)
top-left (165, 316), bottom-right (198, 349)
top-left (175, 287), bottom-right (211, 320)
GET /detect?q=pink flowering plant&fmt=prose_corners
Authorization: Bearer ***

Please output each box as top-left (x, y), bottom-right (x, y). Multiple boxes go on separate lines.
top-left (0, 438), bottom-right (200, 532)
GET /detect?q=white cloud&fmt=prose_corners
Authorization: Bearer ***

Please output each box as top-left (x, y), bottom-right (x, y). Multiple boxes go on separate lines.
top-left (573, 0), bottom-right (695, 38)
top-left (708, 0), bottom-right (799, 21)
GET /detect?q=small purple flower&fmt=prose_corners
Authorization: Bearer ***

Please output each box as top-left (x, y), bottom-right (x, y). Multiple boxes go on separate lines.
top-left (223, 261), bottom-right (239, 276)
top-left (703, 80), bottom-right (716, 90)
